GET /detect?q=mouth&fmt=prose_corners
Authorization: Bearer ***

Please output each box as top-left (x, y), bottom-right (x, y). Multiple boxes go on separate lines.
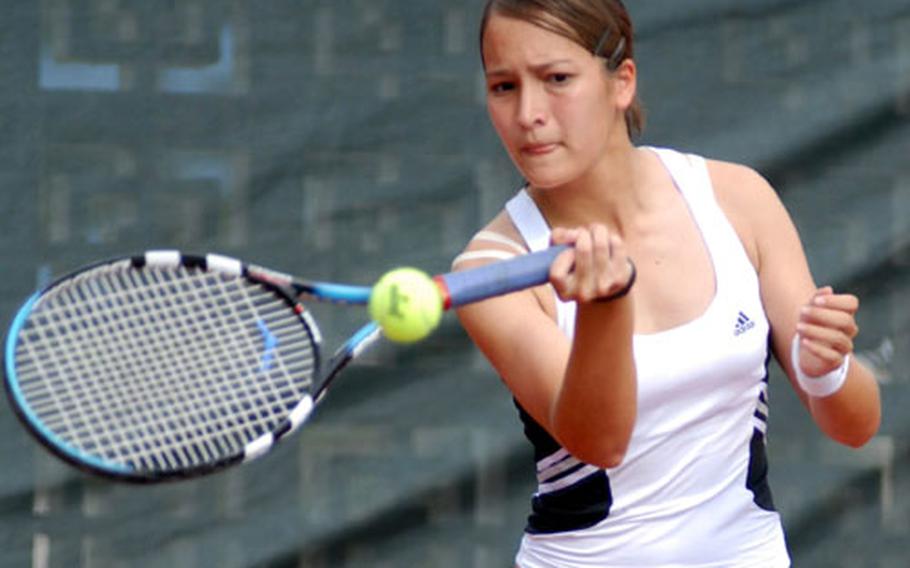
top-left (520, 142), bottom-right (558, 156)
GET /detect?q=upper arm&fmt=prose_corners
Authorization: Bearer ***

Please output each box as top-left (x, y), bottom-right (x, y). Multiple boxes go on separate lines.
top-left (452, 215), bottom-right (570, 433)
top-left (456, 287), bottom-right (570, 428)
top-left (709, 160), bottom-right (815, 405)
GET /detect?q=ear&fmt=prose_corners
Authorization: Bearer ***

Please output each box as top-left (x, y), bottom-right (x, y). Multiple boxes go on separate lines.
top-left (612, 59), bottom-right (637, 112)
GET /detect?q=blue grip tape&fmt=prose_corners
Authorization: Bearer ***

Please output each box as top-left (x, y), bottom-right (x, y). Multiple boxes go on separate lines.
top-left (440, 245), bottom-right (567, 308)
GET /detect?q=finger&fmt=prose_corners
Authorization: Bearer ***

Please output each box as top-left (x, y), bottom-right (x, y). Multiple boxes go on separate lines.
top-left (551, 230), bottom-right (596, 301)
top-left (799, 336), bottom-right (847, 368)
top-left (572, 229), bottom-right (597, 301)
top-left (549, 226), bottom-right (579, 282)
top-left (795, 322), bottom-right (854, 355)
top-left (590, 225), bottom-right (613, 298)
top-left (604, 234), bottom-right (631, 294)
top-left (608, 234), bottom-right (630, 274)
top-left (813, 286), bottom-right (834, 297)
top-left (549, 246), bottom-right (575, 278)
top-left (549, 247), bottom-right (576, 299)
top-left (799, 306), bottom-right (859, 338)
top-left (811, 292), bottom-right (859, 314)
top-left (550, 227), bottom-right (579, 246)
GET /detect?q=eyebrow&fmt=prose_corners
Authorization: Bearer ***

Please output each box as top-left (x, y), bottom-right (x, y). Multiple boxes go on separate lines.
top-left (485, 59), bottom-right (575, 77)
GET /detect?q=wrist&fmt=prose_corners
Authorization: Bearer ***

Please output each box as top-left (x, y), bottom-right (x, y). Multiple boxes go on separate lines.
top-left (790, 334), bottom-right (850, 398)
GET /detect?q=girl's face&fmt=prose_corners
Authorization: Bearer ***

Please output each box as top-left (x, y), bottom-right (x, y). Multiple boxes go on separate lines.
top-left (482, 14), bottom-right (630, 190)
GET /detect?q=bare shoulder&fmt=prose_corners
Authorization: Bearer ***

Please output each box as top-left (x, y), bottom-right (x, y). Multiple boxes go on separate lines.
top-left (706, 158), bottom-right (790, 270)
top-left (706, 159), bottom-right (781, 214)
top-left (452, 208), bottom-right (558, 321)
top-left (452, 210), bottom-right (528, 270)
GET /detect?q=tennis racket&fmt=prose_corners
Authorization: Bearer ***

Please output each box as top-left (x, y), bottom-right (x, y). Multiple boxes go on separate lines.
top-left (3, 247), bottom-right (566, 482)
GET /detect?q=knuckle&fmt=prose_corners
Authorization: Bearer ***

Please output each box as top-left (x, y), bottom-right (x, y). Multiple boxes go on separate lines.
top-left (575, 232), bottom-right (592, 252)
top-left (577, 285), bottom-right (594, 303)
top-left (551, 281), bottom-right (571, 300)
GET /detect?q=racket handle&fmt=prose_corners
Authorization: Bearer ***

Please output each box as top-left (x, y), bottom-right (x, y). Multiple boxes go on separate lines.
top-left (435, 245), bottom-right (568, 309)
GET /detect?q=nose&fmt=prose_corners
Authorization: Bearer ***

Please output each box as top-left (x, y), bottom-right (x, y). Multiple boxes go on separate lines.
top-left (517, 84), bottom-right (547, 129)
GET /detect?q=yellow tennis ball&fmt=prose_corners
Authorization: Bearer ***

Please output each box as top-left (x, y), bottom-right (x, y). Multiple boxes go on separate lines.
top-left (369, 267), bottom-right (443, 343)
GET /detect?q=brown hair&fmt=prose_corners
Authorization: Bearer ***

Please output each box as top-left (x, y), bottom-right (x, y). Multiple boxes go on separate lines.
top-left (479, 0), bottom-right (645, 138)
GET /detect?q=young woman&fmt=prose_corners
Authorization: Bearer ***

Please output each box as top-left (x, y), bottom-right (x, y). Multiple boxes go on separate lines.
top-left (453, 1), bottom-right (881, 566)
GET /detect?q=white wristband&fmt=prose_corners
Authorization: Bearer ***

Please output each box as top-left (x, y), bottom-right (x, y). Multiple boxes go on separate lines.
top-left (791, 335), bottom-right (850, 398)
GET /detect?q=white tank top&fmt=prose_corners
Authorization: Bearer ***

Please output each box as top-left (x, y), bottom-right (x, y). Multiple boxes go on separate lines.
top-left (506, 147), bottom-right (790, 567)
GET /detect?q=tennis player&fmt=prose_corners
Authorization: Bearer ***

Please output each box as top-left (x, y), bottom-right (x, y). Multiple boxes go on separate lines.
top-left (453, 1), bottom-right (881, 566)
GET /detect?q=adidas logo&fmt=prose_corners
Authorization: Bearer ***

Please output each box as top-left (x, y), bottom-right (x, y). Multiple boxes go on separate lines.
top-left (734, 311), bottom-right (755, 336)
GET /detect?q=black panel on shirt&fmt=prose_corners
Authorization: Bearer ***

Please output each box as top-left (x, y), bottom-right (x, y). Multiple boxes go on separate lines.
top-left (515, 399), bottom-right (614, 534)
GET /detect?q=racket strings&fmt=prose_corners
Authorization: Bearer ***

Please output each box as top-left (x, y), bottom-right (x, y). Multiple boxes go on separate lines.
top-left (14, 262), bottom-right (317, 472)
top-left (26, 270), bottom-right (306, 466)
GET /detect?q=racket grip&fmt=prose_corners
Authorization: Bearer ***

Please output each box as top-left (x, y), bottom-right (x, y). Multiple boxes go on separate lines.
top-left (436, 245), bottom-right (568, 309)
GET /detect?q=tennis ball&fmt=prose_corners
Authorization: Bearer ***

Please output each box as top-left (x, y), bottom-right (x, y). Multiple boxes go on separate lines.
top-left (369, 268), bottom-right (443, 343)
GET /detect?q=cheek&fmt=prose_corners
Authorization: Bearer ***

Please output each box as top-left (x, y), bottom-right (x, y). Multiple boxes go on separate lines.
top-left (558, 94), bottom-right (613, 148)
top-left (552, 104), bottom-right (594, 150)
top-left (487, 102), bottom-right (518, 147)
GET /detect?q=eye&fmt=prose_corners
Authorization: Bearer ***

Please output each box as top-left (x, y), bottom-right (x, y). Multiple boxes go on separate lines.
top-left (489, 81), bottom-right (516, 94)
top-left (548, 73), bottom-right (572, 85)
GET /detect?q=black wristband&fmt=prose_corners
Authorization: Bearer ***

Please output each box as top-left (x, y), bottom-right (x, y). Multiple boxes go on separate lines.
top-left (593, 259), bottom-right (637, 302)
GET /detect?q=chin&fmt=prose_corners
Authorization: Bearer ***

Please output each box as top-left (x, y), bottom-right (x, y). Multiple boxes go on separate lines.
top-left (520, 170), bottom-right (573, 190)
top-left (514, 157), bottom-right (580, 190)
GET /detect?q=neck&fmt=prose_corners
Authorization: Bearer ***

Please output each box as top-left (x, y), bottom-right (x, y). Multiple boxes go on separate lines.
top-left (528, 142), bottom-right (650, 236)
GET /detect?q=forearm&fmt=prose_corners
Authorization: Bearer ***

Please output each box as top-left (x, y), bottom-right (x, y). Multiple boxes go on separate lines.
top-left (551, 296), bottom-right (637, 468)
top-left (808, 358), bottom-right (881, 448)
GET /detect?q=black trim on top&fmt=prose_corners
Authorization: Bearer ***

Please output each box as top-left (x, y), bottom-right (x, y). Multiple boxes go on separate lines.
top-left (747, 428), bottom-right (776, 512)
top-left (746, 333), bottom-right (776, 511)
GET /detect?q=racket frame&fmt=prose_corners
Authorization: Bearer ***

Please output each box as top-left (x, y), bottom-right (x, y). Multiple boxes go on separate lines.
top-left (2, 251), bottom-right (346, 483)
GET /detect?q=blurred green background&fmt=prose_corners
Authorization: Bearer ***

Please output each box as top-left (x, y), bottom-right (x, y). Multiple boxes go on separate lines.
top-left (1, 1), bottom-right (908, 566)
